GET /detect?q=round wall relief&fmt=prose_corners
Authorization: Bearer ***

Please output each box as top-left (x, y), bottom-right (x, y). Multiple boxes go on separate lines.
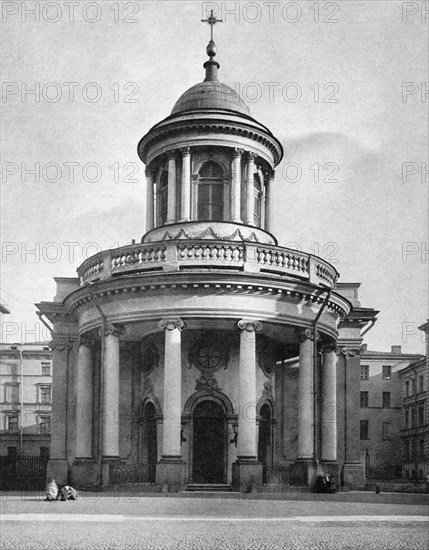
top-left (141, 341), bottom-right (159, 375)
top-left (189, 333), bottom-right (229, 373)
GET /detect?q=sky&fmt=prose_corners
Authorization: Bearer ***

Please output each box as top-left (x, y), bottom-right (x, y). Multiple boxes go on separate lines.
top-left (1, 0), bottom-right (428, 354)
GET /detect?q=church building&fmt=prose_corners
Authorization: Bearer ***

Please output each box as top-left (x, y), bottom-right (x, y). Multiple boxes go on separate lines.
top-left (36, 16), bottom-right (378, 492)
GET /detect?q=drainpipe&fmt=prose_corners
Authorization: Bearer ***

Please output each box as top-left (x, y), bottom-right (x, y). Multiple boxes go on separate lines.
top-left (411, 368), bottom-right (418, 479)
top-left (86, 282), bottom-right (106, 488)
top-left (312, 287), bottom-right (332, 464)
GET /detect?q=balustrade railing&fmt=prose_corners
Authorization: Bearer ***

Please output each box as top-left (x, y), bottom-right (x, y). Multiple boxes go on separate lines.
top-left (77, 240), bottom-right (338, 288)
top-left (109, 462), bottom-right (156, 485)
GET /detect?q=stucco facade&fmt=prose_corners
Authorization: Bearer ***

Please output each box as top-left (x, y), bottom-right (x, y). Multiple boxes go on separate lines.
top-left (36, 29), bottom-right (378, 491)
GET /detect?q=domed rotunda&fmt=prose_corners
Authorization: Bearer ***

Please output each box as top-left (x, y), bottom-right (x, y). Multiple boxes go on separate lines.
top-left (37, 17), bottom-right (376, 492)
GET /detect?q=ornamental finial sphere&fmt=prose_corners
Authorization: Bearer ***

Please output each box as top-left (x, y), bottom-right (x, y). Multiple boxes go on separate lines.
top-left (207, 40), bottom-right (217, 57)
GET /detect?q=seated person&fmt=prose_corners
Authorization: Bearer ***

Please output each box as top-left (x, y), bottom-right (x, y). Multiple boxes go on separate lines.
top-left (44, 479), bottom-right (58, 501)
top-left (59, 485), bottom-right (79, 501)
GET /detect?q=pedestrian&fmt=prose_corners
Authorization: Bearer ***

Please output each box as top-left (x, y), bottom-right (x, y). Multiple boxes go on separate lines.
top-left (328, 476), bottom-right (337, 494)
top-left (59, 485), bottom-right (79, 501)
top-left (45, 479), bottom-right (59, 501)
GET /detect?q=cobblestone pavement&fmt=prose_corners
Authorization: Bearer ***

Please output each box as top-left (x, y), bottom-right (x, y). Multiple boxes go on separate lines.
top-left (1, 494), bottom-right (428, 550)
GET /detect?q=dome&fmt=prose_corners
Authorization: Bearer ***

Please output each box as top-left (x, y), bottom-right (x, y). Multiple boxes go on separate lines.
top-left (171, 80), bottom-right (251, 116)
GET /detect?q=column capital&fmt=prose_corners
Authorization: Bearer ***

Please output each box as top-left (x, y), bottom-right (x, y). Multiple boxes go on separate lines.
top-left (233, 147), bottom-right (244, 158)
top-left (296, 328), bottom-right (319, 343)
top-left (167, 149), bottom-right (178, 160)
top-left (49, 336), bottom-right (77, 351)
top-left (264, 169), bottom-right (275, 180)
top-left (247, 151), bottom-right (257, 163)
top-left (180, 146), bottom-right (190, 157)
top-left (78, 335), bottom-right (94, 349)
top-left (105, 323), bottom-right (126, 338)
top-left (237, 319), bottom-right (262, 333)
top-left (340, 346), bottom-right (362, 357)
top-left (158, 317), bottom-right (185, 331)
top-left (145, 167), bottom-right (153, 178)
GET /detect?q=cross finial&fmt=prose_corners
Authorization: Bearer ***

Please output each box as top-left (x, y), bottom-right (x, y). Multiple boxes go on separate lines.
top-left (201, 10), bottom-right (223, 42)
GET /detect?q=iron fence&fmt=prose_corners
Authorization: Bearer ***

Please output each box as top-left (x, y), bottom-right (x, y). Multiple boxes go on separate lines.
top-left (263, 466), bottom-right (289, 487)
top-left (109, 462), bottom-right (156, 485)
top-left (0, 455), bottom-right (48, 490)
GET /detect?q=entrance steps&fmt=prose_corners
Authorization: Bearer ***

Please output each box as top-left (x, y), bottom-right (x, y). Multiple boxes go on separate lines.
top-left (184, 483), bottom-right (233, 492)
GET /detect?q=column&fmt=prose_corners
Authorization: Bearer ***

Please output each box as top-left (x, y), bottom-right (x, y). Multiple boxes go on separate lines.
top-left (145, 168), bottom-right (154, 232)
top-left (76, 337), bottom-right (93, 458)
top-left (237, 319), bottom-right (262, 459)
top-left (48, 335), bottom-right (77, 485)
top-left (297, 329), bottom-right (314, 460)
top-left (321, 343), bottom-right (338, 462)
top-left (103, 324), bottom-right (125, 459)
top-left (264, 171), bottom-right (274, 233)
top-left (244, 152), bottom-right (256, 225)
top-left (180, 147), bottom-right (191, 222)
top-left (158, 317), bottom-right (184, 458)
top-left (166, 151), bottom-right (177, 224)
top-left (231, 148), bottom-right (243, 223)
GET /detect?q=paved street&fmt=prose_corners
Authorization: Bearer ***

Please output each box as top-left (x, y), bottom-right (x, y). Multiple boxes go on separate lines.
top-left (1, 493), bottom-right (428, 550)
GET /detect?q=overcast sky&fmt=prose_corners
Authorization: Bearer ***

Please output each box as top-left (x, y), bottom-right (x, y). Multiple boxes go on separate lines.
top-left (1, 0), bottom-right (427, 353)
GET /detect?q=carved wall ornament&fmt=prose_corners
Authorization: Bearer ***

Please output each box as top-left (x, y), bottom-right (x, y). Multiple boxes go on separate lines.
top-left (195, 371), bottom-right (221, 393)
top-left (158, 317), bottom-right (185, 331)
top-left (262, 381), bottom-right (273, 398)
top-left (49, 338), bottom-right (76, 351)
top-left (341, 347), bottom-right (362, 357)
top-left (156, 226), bottom-right (261, 243)
top-left (188, 333), bottom-right (229, 373)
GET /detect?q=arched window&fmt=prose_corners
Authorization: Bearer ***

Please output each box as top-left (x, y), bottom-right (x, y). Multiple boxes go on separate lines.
top-left (197, 161), bottom-right (224, 221)
top-left (159, 171), bottom-right (168, 225)
top-left (253, 174), bottom-right (263, 227)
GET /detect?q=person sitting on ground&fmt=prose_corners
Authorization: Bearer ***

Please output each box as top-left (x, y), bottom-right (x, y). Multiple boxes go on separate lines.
top-left (328, 476), bottom-right (337, 494)
top-left (45, 479), bottom-right (59, 501)
top-left (315, 474), bottom-right (328, 493)
top-left (59, 485), bottom-right (79, 501)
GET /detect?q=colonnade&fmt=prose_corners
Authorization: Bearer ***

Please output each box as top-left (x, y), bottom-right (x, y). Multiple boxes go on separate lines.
top-left (73, 321), bottom-right (339, 477)
top-left (144, 148), bottom-right (275, 233)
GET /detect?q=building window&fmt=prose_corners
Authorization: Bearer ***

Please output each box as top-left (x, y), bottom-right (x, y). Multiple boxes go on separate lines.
top-left (360, 365), bottom-right (369, 381)
top-left (405, 381), bottom-right (409, 397)
top-left (411, 407), bottom-right (416, 427)
top-left (382, 392), bottom-right (391, 408)
top-left (382, 365), bottom-right (392, 380)
top-left (412, 378), bottom-right (416, 395)
top-left (419, 375), bottom-right (424, 393)
top-left (382, 422), bottom-right (390, 440)
top-left (404, 408), bottom-right (409, 428)
top-left (39, 415), bottom-right (51, 434)
top-left (39, 385), bottom-right (51, 403)
top-left (403, 440), bottom-right (410, 459)
top-left (159, 171), bottom-right (168, 225)
top-left (5, 383), bottom-right (19, 403)
top-left (419, 440), bottom-right (425, 458)
top-left (253, 174), bottom-right (262, 227)
top-left (41, 362), bottom-right (51, 375)
top-left (197, 161), bottom-right (224, 221)
top-left (360, 420), bottom-right (369, 440)
top-left (6, 415), bottom-right (19, 433)
top-left (418, 404), bottom-right (424, 426)
top-left (360, 391), bottom-right (369, 408)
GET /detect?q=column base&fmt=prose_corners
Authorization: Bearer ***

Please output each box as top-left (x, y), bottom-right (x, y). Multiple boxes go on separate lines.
top-left (232, 459), bottom-right (262, 492)
top-left (101, 456), bottom-right (120, 488)
top-left (46, 458), bottom-right (69, 486)
top-left (156, 457), bottom-right (186, 492)
top-left (343, 461), bottom-right (366, 488)
top-left (71, 459), bottom-right (99, 489)
top-left (289, 459), bottom-right (319, 487)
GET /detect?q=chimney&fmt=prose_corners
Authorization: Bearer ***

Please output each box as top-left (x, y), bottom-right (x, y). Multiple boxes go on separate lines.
top-left (391, 345), bottom-right (401, 354)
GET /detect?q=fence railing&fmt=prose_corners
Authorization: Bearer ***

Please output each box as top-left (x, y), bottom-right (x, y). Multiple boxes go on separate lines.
top-left (109, 462), bottom-right (156, 485)
top-left (78, 240), bottom-right (338, 288)
top-left (263, 466), bottom-right (290, 486)
top-left (0, 455), bottom-right (48, 490)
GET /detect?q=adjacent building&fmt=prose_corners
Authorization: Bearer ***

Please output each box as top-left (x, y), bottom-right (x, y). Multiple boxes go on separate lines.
top-left (399, 321), bottom-right (429, 480)
top-left (0, 342), bottom-right (52, 458)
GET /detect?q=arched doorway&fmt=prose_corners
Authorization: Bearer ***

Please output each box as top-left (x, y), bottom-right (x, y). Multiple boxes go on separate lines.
top-left (142, 402), bottom-right (157, 483)
top-left (192, 400), bottom-right (226, 483)
top-left (258, 403), bottom-right (272, 484)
